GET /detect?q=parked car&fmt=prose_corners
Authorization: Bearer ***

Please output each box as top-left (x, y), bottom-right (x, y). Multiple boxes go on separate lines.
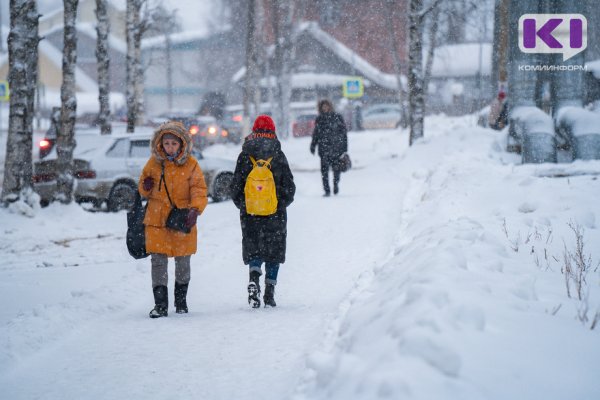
top-left (33, 133), bottom-right (235, 211)
top-left (292, 113), bottom-right (317, 137)
top-left (361, 103), bottom-right (403, 129)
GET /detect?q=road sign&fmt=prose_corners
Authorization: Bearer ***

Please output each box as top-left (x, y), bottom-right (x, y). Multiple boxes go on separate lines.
top-left (343, 77), bottom-right (364, 98)
top-left (0, 81), bottom-right (9, 102)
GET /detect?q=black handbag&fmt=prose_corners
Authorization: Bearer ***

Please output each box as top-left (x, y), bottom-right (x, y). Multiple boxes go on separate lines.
top-left (166, 207), bottom-right (191, 233)
top-left (334, 153), bottom-right (352, 173)
top-left (126, 191), bottom-right (149, 259)
top-left (161, 164), bottom-right (192, 234)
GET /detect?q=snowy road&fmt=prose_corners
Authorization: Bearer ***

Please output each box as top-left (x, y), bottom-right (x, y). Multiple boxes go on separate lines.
top-left (0, 129), bottom-right (408, 399)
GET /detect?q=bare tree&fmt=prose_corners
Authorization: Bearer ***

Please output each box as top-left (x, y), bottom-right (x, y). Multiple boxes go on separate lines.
top-left (422, 5), bottom-right (440, 99)
top-left (384, 0), bottom-right (409, 128)
top-left (408, 0), bottom-right (442, 146)
top-left (55, 0), bottom-right (79, 204)
top-left (125, 0), bottom-right (167, 132)
top-left (149, 6), bottom-right (180, 111)
top-left (126, 0), bottom-right (148, 133)
top-left (0, 4), bottom-right (4, 53)
top-left (270, 0), bottom-right (295, 139)
top-left (253, 0), bottom-right (265, 116)
top-left (95, 0), bottom-right (111, 135)
top-left (1, 0), bottom-right (40, 205)
top-left (243, 0), bottom-right (258, 128)
top-left (491, 0), bottom-right (508, 99)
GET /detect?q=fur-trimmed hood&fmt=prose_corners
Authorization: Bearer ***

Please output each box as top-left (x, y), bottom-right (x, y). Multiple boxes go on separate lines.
top-left (150, 121), bottom-right (193, 166)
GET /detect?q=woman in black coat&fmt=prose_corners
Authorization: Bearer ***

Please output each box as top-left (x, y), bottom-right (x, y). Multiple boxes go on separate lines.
top-left (310, 99), bottom-right (348, 196)
top-left (230, 115), bottom-right (296, 308)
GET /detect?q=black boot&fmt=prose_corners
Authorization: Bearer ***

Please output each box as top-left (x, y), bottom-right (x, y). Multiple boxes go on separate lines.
top-left (174, 282), bottom-right (189, 314)
top-left (149, 285), bottom-right (168, 318)
top-left (263, 283), bottom-right (276, 307)
top-left (248, 271), bottom-right (261, 308)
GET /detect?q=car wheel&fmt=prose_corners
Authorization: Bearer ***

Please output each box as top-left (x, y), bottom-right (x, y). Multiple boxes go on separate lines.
top-left (107, 182), bottom-right (136, 212)
top-left (211, 173), bottom-right (233, 202)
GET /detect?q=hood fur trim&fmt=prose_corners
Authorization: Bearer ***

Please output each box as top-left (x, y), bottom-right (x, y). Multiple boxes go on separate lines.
top-left (151, 121), bottom-right (193, 166)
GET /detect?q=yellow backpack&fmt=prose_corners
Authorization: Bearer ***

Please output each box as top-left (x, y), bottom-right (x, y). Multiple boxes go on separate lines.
top-left (244, 156), bottom-right (278, 216)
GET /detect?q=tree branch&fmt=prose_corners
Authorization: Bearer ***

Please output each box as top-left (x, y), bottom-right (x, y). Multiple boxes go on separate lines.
top-left (419, 0), bottom-right (444, 22)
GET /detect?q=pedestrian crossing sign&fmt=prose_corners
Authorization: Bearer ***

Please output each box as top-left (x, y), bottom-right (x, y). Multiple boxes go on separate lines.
top-left (0, 81), bottom-right (9, 102)
top-left (343, 77), bottom-right (363, 98)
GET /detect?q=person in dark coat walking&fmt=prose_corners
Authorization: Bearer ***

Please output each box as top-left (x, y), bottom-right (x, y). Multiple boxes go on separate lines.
top-left (230, 115), bottom-right (296, 308)
top-left (310, 99), bottom-right (348, 196)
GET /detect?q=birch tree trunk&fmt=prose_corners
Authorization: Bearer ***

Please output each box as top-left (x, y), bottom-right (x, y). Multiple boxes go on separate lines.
top-left (253, 0), bottom-right (265, 117)
top-left (408, 0), bottom-right (425, 145)
top-left (95, 0), bottom-right (111, 135)
top-left (422, 6), bottom-right (440, 111)
top-left (271, 1), bottom-right (294, 139)
top-left (126, 0), bottom-right (142, 133)
top-left (408, 0), bottom-right (444, 145)
top-left (243, 0), bottom-right (257, 127)
top-left (1, 0), bottom-right (40, 205)
top-left (134, 19), bottom-right (144, 127)
top-left (55, 0), bottom-right (79, 203)
top-left (384, 0), bottom-right (408, 128)
top-left (165, 34), bottom-right (173, 110)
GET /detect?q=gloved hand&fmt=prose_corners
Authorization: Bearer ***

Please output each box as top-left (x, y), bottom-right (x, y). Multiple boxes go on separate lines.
top-left (184, 208), bottom-right (199, 229)
top-left (142, 177), bottom-right (154, 191)
top-left (310, 146), bottom-right (315, 155)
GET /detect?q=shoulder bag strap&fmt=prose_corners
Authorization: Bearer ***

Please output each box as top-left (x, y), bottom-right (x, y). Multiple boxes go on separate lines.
top-left (160, 162), bottom-right (175, 208)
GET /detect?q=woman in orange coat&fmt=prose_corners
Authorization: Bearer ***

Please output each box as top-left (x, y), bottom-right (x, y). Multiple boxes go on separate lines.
top-left (138, 121), bottom-right (208, 318)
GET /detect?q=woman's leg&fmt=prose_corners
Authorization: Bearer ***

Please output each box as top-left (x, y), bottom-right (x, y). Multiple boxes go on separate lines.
top-left (320, 158), bottom-right (331, 195)
top-left (174, 255), bottom-right (191, 284)
top-left (248, 258), bottom-right (263, 277)
top-left (174, 255), bottom-right (191, 313)
top-left (150, 253), bottom-right (169, 317)
top-left (333, 169), bottom-right (341, 194)
top-left (151, 253), bottom-right (168, 288)
top-left (248, 259), bottom-right (263, 308)
top-left (265, 262), bottom-right (280, 285)
top-left (264, 262), bottom-right (280, 307)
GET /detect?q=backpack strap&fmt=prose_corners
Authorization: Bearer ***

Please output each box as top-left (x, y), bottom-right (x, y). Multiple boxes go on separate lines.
top-left (249, 156), bottom-right (273, 169)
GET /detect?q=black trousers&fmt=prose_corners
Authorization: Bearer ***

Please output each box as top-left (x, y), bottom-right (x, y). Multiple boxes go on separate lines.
top-left (320, 157), bottom-right (340, 194)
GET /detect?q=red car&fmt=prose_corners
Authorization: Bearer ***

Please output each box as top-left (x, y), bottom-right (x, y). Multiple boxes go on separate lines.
top-left (292, 114), bottom-right (317, 137)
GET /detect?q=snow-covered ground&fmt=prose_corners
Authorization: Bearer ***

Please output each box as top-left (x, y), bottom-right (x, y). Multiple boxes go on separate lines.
top-left (1, 115), bottom-right (599, 399)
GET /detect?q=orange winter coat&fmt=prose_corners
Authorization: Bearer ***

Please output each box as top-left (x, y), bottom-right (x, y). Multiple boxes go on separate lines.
top-left (138, 122), bottom-right (208, 257)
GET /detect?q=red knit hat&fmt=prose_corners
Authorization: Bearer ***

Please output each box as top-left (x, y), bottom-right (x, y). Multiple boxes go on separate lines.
top-left (252, 115), bottom-right (276, 133)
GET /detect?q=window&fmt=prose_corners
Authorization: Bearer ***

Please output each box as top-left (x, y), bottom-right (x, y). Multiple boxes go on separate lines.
top-left (106, 139), bottom-right (129, 158)
top-left (130, 140), bottom-right (151, 158)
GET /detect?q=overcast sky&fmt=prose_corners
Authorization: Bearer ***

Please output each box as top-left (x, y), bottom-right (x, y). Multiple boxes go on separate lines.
top-left (1, 0), bottom-right (217, 35)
